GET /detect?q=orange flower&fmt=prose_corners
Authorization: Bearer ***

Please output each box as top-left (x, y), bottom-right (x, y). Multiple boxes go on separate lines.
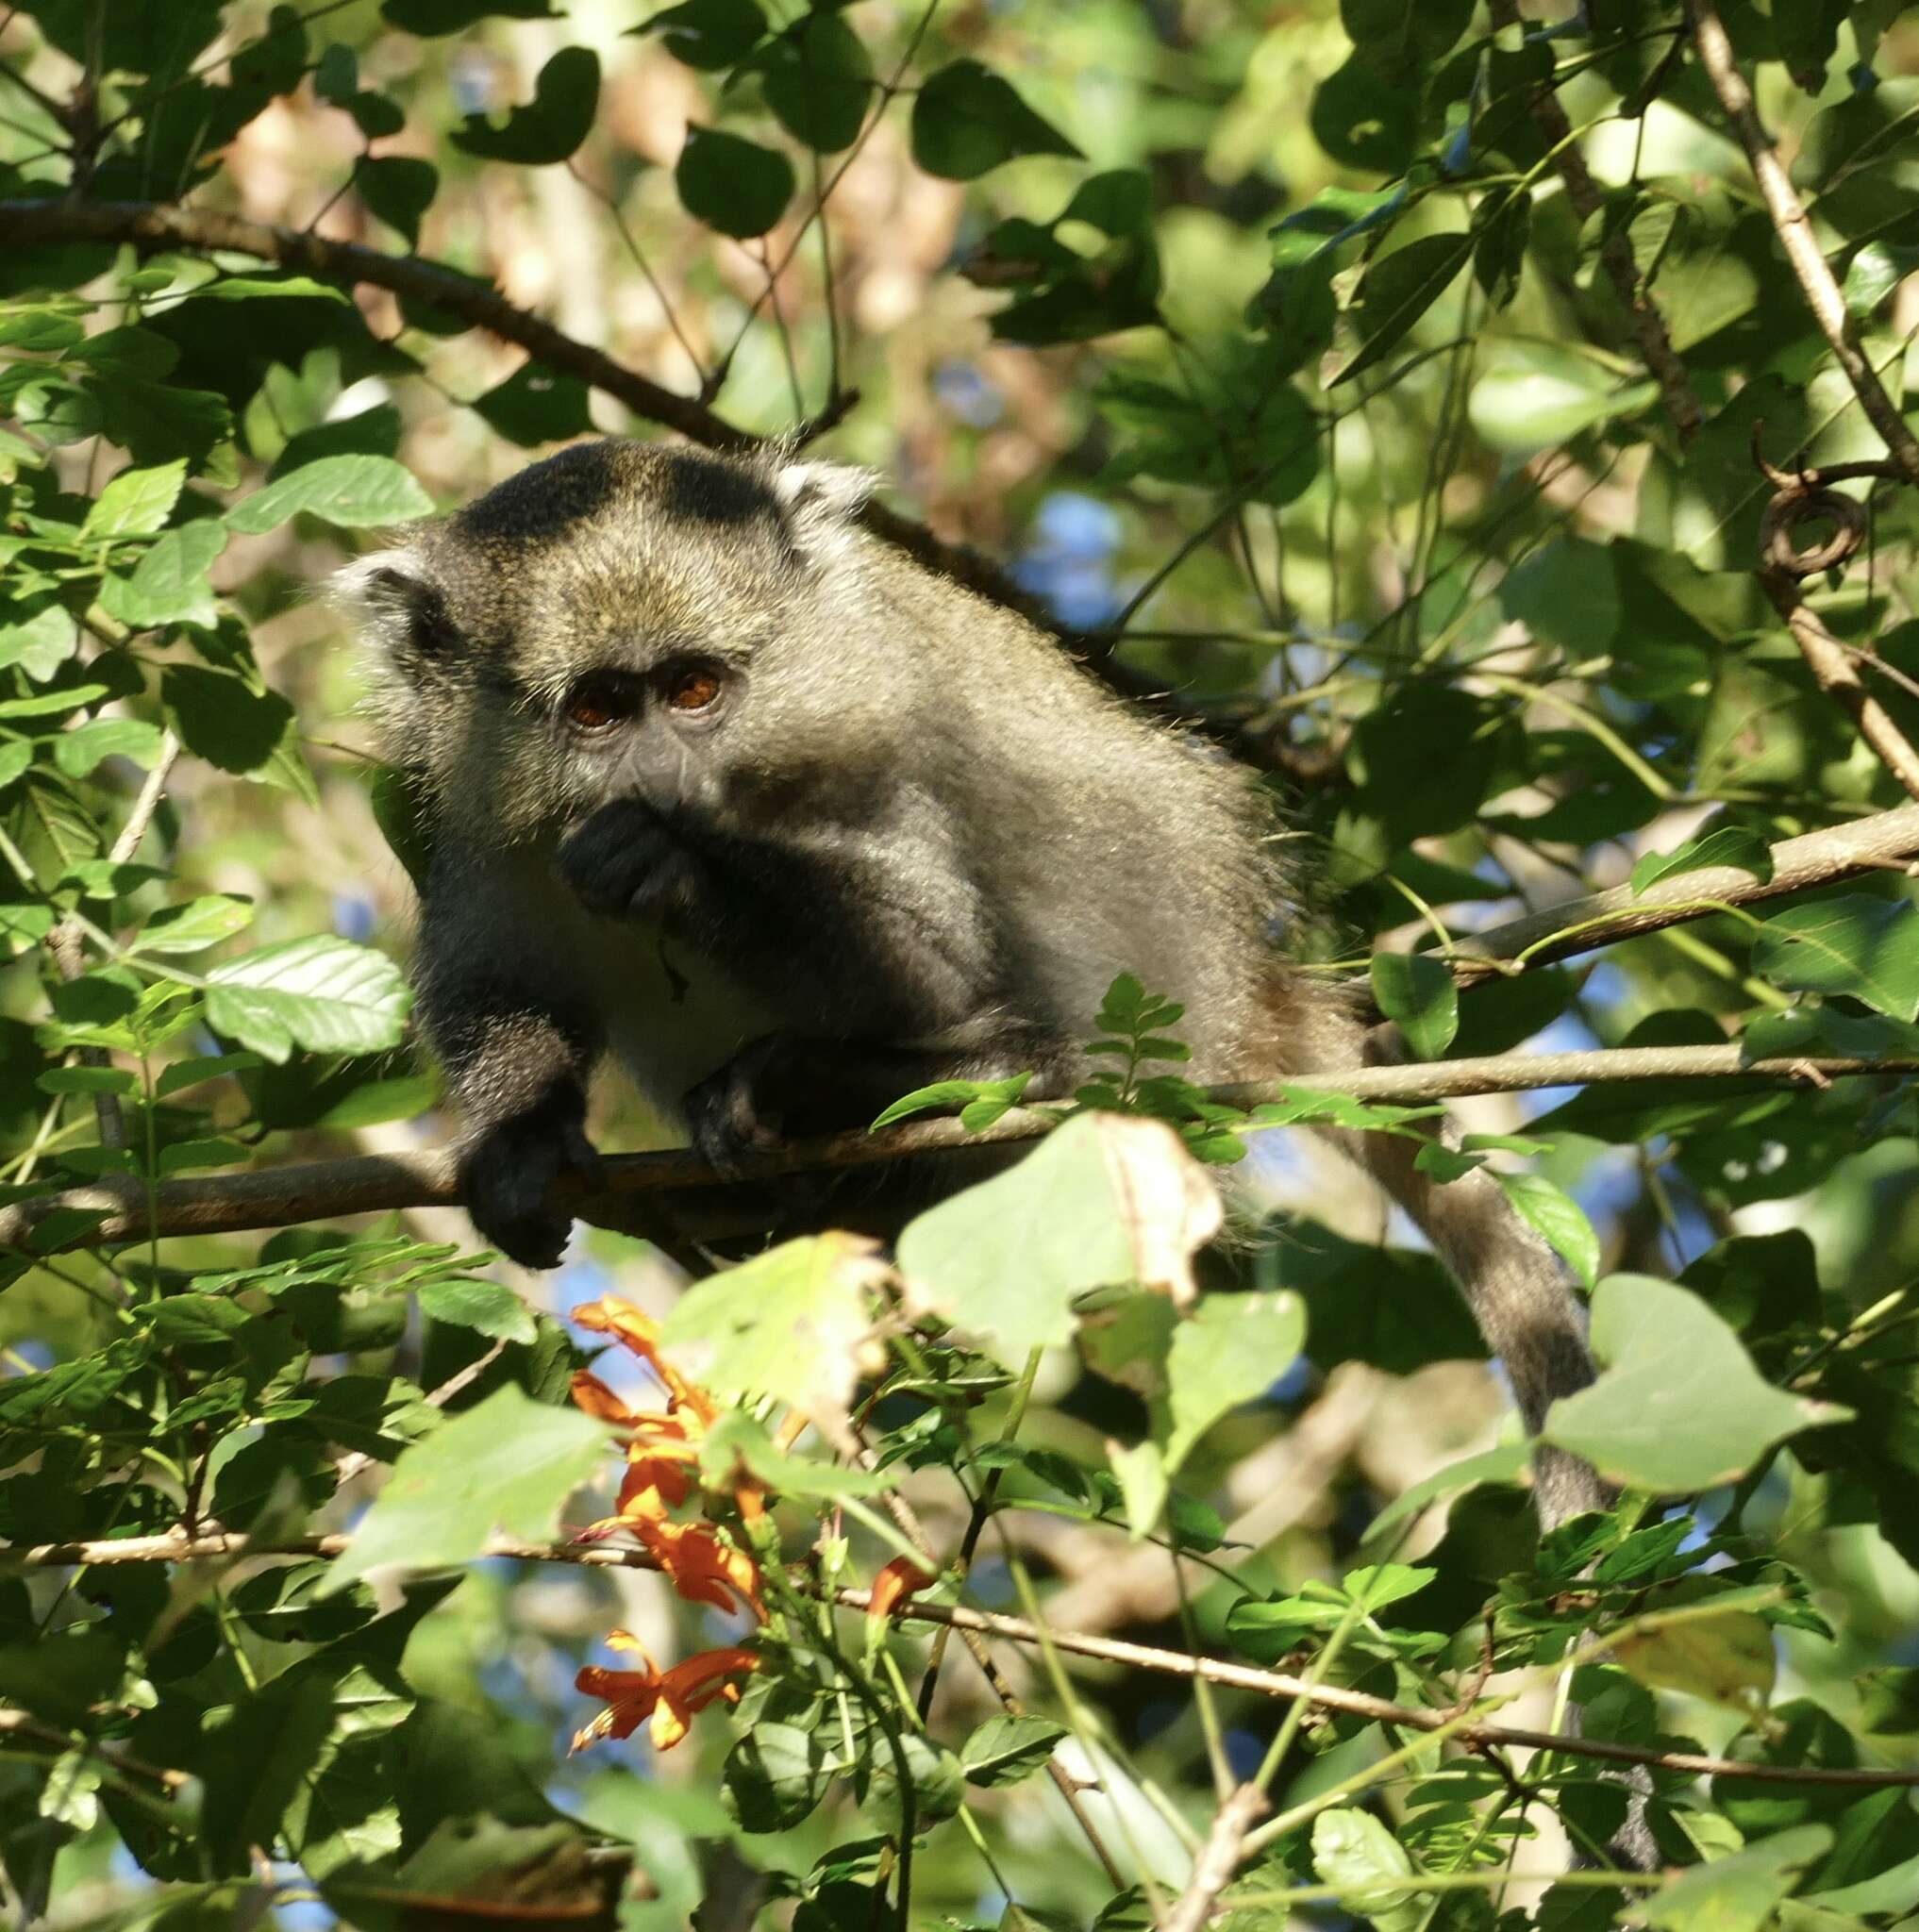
top-left (568, 1298), bottom-right (772, 1538)
top-left (868, 1555), bottom-right (937, 1625)
top-left (571, 1632), bottom-right (759, 1754)
top-left (571, 1296), bottom-right (718, 1425)
top-left (636, 1515), bottom-right (766, 1620)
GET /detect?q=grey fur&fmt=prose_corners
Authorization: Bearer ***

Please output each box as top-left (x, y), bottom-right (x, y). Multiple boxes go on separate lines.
top-left (343, 437), bottom-right (1610, 1541)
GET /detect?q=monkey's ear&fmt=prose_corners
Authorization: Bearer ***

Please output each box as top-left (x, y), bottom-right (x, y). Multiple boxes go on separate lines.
top-left (767, 458), bottom-right (875, 564)
top-left (334, 549), bottom-right (462, 684)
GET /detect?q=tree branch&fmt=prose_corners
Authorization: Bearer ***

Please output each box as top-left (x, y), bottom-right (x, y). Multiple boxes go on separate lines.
top-left (1685, 0), bottom-right (1919, 488)
top-left (2, 1046), bottom-right (1911, 1257)
top-left (0, 198), bottom-right (1050, 628)
top-left (1451, 799), bottom-right (1919, 981)
top-left (12, 1526), bottom-right (1919, 1791)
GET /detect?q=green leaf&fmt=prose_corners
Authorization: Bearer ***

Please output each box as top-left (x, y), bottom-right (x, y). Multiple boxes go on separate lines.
top-left (161, 664), bottom-right (298, 779)
top-left (0, 604), bottom-right (78, 679)
top-left (1310, 1809), bottom-right (1422, 1932)
top-left (472, 362), bottom-right (593, 446)
top-left (1341, 0), bottom-right (1472, 84)
top-left (1642, 1824), bottom-right (1831, 1932)
top-left (1544, 1275), bottom-right (1851, 1493)
top-left (1631, 824), bottom-right (1775, 897)
top-left (355, 156), bottom-right (439, 247)
top-left (659, 1230), bottom-right (883, 1413)
top-left (1751, 895), bottom-right (1919, 1020)
top-left (204, 935), bottom-right (412, 1063)
top-left (1370, 950), bottom-right (1459, 1059)
top-left (960, 1716), bottom-right (1067, 1788)
top-left (675, 125), bottom-right (794, 239)
top-left (451, 45), bottom-right (598, 164)
top-left (1328, 233), bottom-right (1472, 385)
top-left (759, 14), bottom-right (873, 153)
top-left (415, 1278), bottom-right (537, 1344)
top-left (53, 719), bottom-right (165, 778)
top-left (1469, 345), bottom-right (1659, 457)
top-left (1163, 1290), bottom-right (1304, 1470)
top-left (910, 60), bottom-right (1080, 180)
top-left (1108, 1438), bottom-right (1167, 1540)
top-left (642, 0), bottom-right (767, 69)
top-left (1495, 1172), bottom-right (1600, 1291)
top-left (225, 455), bottom-right (433, 535)
top-left (100, 519), bottom-right (226, 628)
top-left (725, 1722), bottom-right (832, 1831)
top-left (200, 1670), bottom-right (341, 1874)
top-left (80, 459), bottom-right (187, 541)
top-left (130, 894), bottom-right (255, 956)
top-left (320, 1384), bottom-right (609, 1593)
top-left (871, 1072), bottom-right (1032, 1129)
top-left (896, 1113), bottom-right (1219, 1364)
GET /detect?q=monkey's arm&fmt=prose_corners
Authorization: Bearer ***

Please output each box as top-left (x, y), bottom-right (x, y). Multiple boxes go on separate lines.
top-left (415, 839), bottom-right (606, 1269)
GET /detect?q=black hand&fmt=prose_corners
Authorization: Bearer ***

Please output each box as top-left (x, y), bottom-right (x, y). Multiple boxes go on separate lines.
top-left (682, 1035), bottom-right (797, 1175)
top-left (459, 1081), bottom-right (601, 1269)
top-left (556, 799), bottom-right (704, 922)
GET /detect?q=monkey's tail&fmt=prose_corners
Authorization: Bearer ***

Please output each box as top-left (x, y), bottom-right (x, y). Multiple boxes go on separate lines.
top-left (1285, 1004), bottom-right (1660, 1873)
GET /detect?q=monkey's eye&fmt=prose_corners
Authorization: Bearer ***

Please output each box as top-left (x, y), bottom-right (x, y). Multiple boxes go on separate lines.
top-left (563, 674), bottom-right (637, 735)
top-left (662, 663), bottom-right (726, 714)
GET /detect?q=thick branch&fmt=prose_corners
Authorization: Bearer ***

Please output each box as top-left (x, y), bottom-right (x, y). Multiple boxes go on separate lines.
top-left (1487, 0), bottom-right (1703, 441)
top-left (2, 1047), bottom-right (1911, 1256)
top-left (1685, 0), bottom-right (1919, 487)
top-left (1452, 799), bottom-right (1919, 981)
top-left (13, 1526), bottom-right (1919, 1790)
top-left (0, 198), bottom-right (1048, 625)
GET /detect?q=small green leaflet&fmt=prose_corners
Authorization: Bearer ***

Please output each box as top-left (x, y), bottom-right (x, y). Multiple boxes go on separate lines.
top-left (451, 45), bottom-right (598, 164)
top-left (1163, 1290), bottom-right (1304, 1470)
top-left (1543, 1274), bottom-right (1850, 1492)
top-left (226, 456), bottom-right (434, 535)
top-left (1311, 1809), bottom-right (1422, 1932)
top-left (101, 519), bottom-right (227, 629)
top-left (1629, 823), bottom-right (1774, 897)
top-left (204, 935), bottom-right (412, 1062)
top-left (910, 60), bottom-right (1080, 180)
top-left (81, 459), bottom-right (186, 542)
top-left (1369, 949), bottom-right (1458, 1058)
top-left (960, 1716), bottom-right (1066, 1788)
top-left (1495, 1171), bottom-right (1599, 1290)
top-left (676, 125), bottom-right (793, 239)
top-left (319, 1385), bottom-right (609, 1593)
top-left (415, 1279), bottom-right (537, 1344)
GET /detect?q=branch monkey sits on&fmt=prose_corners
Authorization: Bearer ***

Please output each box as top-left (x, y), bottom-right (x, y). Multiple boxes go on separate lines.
top-left (342, 437), bottom-right (1607, 1533)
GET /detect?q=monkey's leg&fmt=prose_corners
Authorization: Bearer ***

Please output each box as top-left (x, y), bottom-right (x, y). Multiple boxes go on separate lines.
top-left (417, 840), bottom-right (608, 1269)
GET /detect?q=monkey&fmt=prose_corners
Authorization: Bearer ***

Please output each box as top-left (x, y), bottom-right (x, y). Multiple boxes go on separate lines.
top-left (340, 437), bottom-right (1606, 1535)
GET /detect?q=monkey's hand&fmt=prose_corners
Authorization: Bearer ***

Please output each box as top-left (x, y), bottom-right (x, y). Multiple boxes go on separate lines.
top-left (459, 1082), bottom-right (602, 1270)
top-left (556, 799), bottom-right (708, 923)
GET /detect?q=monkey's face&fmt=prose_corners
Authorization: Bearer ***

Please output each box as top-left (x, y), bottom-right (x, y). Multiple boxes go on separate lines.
top-left (344, 440), bottom-right (900, 851)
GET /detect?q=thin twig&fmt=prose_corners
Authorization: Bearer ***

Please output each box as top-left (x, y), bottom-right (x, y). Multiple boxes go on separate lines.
top-left (41, 731), bottom-right (181, 1150)
top-left (1487, 0), bottom-right (1703, 441)
top-left (1160, 1784), bottom-right (1268, 1932)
